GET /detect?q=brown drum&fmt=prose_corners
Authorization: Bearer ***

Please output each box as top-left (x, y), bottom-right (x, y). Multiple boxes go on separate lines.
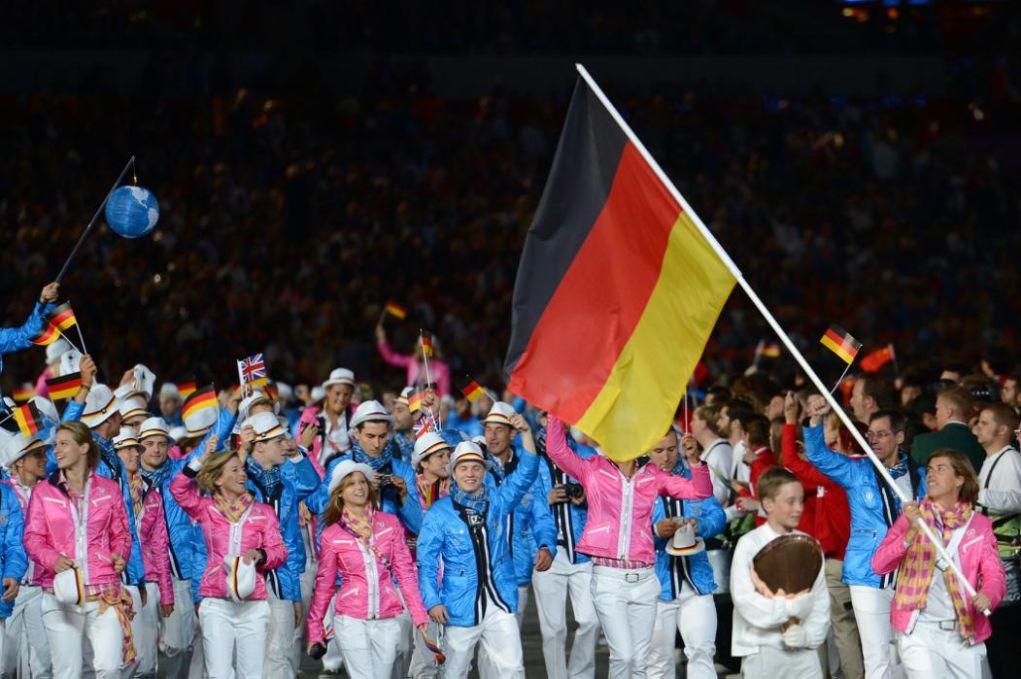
top-left (751, 533), bottom-right (823, 594)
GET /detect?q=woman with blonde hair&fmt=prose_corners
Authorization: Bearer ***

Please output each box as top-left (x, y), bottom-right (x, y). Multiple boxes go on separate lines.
top-left (306, 459), bottom-right (429, 679)
top-left (24, 421), bottom-right (134, 679)
top-left (873, 448), bottom-right (1006, 678)
top-left (170, 436), bottom-right (288, 679)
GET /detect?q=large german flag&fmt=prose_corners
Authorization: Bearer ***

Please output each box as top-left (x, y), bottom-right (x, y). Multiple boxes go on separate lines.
top-left (505, 74), bottom-right (737, 461)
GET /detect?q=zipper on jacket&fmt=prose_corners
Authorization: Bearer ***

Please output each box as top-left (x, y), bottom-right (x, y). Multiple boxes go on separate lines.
top-left (618, 474), bottom-right (635, 560)
top-left (71, 479), bottom-right (91, 584)
top-left (361, 542), bottom-right (380, 619)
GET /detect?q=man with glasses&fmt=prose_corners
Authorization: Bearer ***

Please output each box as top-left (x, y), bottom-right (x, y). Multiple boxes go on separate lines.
top-left (802, 396), bottom-right (925, 679)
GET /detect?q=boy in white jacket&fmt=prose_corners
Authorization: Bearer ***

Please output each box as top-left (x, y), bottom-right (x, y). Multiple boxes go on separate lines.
top-left (730, 467), bottom-right (830, 677)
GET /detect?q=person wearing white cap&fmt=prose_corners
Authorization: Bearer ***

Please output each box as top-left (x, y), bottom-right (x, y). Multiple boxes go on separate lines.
top-left (305, 459), bottom-right (430, 678)
top-left (480, 402), bottom-right (556, 628)
top-left (412, 432), bottom-right (453, 511)
top-left (0, 437), bottom-right (28, 679)
top-left (112, 431), bottom-right (175, 678)
top-left (24, 420), bottom-right (134, 679)
top-left (169, 435), bottom-right (288, 679)
top-left (158, 383), bottom-right (184, 427)
top-left (137, 390), bottom-right (244, 679)
top-left (531, 420), bottom-right (601, 679)
top-left (646, 428), bottom-right (728, 679)
top-left (117, 395), bottom-right (150, 431)
top-left (35, 336), bottom-right (72, 400)
top-left (298, 368), bottom-right (357, 470)
top-left (416, 413), bottom-right (541, 679)
top-left (62, 360), bottom-right (151, 625)
top-left (0, 432), bottom-right (52, 678)
top-left (0, 280), bottom-right (59, 383)
top-left (237, 411), bottom-right (321, 679)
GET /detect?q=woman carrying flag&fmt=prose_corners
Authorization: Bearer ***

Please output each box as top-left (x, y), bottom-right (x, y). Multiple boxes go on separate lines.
top-left (375, 325), bottom-right (451, 396)
top-left (306, 460), bottom-right (429, 678)
top-left (23, 421), bottom-right (134, 679)
top-left (170, 436), bottom-right (288, 679)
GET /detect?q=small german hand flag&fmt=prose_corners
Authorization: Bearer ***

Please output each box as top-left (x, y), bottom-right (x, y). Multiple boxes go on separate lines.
top-left (11, 385), bottom-right (35, 403)
top-left (384, 301), bottom-right (408, 320)
top-left (820, 326), bottom-right (862, 365)
top-left (12, 402), bottom-right (43, 437)
top-left (50, 303), bottom-right (77, 332)
top-left (182, 385), bottom-right (217, 419)
top-left (30, 322), bottom-right (61, 346)
top-left (46, 372), bottom-right (83, 401)
top-left (177, 380), bottom-right (198, 399)
top-left (420, 333), bottom-right (434, 358)
top-left (459, 376), bottom-right (485, 403)
top-left (408, 387), bottom-right (424, 414)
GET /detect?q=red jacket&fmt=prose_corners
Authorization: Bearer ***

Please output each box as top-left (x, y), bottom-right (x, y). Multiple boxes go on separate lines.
top-left (781, 424), bottom-right (851, 560)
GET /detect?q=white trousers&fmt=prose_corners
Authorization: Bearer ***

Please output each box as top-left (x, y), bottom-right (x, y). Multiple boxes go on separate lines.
top-left (850, 585), bottom-right (903, 679)
top-left (124, 583), bottom-right (159, 677)
top-left (532, 551), bottom-right (599, 679)
top-left (41, 592), bottom-right (124, 679)
top-left (333, 614), bottom-right (403, 679)
top-left (591, 566), bottom-right (661, 679)
top-left (393, 609), bottom-right (415, 679)
top-left (478, 584), bottom-right (530, 678)
top-left (897, 621), bottom-right (987, 679)
top-left (647, 581), bottom-right (718, 679)
top-left (197, 598), bottom-right (270, 679)
top-left (443, 603), bottom-right (524, 679)
top-left (3, 584), bottom-right (52, 678)
top-left (158, 578), bottom-right (196, 679)
top-left (740, 644), bottom-right (822, 678)
top-left (263, 588), bottom-right (297, 678)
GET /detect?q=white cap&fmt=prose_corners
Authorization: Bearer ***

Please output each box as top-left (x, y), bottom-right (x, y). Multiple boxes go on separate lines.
top-left (412, 432), bottom-right (451, 469)
top-left (112, 430), bottom-right (141, 450)
top-left (224, 556), bottom-right (256, 602)
top-left (138, 417), bottom-right (171, 441)
top-left (275, 382), bottom-right (293, 405)
top-left (0, 432), bottom-right (46, 468)
top-left (350, 400), bottom-right (392, 429)
top-left (239, 392), bottom-right (271, 422)
top-left (246, 411), bottom-right (286, 442)
top-left (31, 396), bottom-right (58, 425)
top-left (81, 384), bottom-right (119, 428)
top-left (310, 386), bottom-right (326, 403)
top-left (322, 368), bottom-right (355, 390)
top-left (117, 395), bottom-right (149, 421)
top-left (132, 364), bottom-right (157, 401)
top-left (159, 383), bottom-right (180, 400)
top-left (183, 405), bottom-right (217, 437)
top-left (396, 386), bottom-right (414, 406)
top-left (59, 348), bottom-right (83, 377)
top-left (168, 425), bottom-right (188, 442)
top-left (327, 459), bottom-right (375, 495)
top-left (46, 338), bottom-right (72, 364)
top-left (482, 401), bottom-right (516, 427)
top-left (448, 441), bottom-right (490, 474)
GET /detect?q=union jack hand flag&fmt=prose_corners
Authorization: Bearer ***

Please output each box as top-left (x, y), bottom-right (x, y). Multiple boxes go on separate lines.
top-left (237, 353), bottom-right (269, 387)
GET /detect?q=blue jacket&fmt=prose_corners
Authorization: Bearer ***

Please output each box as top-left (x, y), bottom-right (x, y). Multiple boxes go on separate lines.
top-left (306, 440), bottom-right (424, 536)
top-left (446, 413), bottom-right (483, 439)
top-left (651, 466), bottom-right (726, 600)
top-left (486, 445), bottom-right (557, 586)
top-left (804, 424), bottom-right (926, 587)
top-left (0, 301), bottom-right (53, 380)
top-left (0, 483), bottom-right (28, 618)
top-left (141, 407), bottom-right (237, 585)
top-left (416, 449), bottom-right (539, 627)
top-left (245, 453), bottom-right (320, 601)
top-left (535, 426), bottom-right (593, 565)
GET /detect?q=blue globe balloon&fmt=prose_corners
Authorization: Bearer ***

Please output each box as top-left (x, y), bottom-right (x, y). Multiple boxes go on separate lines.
top-left (105, 186), bottom-right (160, 239)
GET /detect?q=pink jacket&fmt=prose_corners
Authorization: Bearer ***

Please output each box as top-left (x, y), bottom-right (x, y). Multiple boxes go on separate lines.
top-left (24, 472), bottom-right (133, 590)
top-left (377, 340), bottom-right (451, 396)
top-left (546, 417), bottom-right (713, 564)
top-left (170, 469), bottom-right (288, 600)
top-left (872, 511), bottom-right (1006, 643)
top-left (138, 483), bottom-right (174, 605)
top-left (299, 405), bottom-right (356, 476)
top-left (307, 511), bottom-right (428, 643)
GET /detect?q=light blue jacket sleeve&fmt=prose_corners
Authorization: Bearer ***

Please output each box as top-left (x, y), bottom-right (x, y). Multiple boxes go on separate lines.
top-left (529, 487), bottom-right (557, 559)
top-left (1, 488), bottom-right (28, 582)
top-left (803, 424), bottom-right (857, 489)
top-left (0, 301), bottom-right (53, 355)
top-left (415, 509), bottom-right (443, 611)
top-left (496, 450), bottom-right (539, 511)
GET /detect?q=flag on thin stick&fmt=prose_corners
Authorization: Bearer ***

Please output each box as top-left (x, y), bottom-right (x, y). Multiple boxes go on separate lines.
top-left (820, 326), bottom-right (862, 365)
top-left (12, 402), bottom-right (43, 437)
top-left (45, 372), bottom-right (83, 401)
top-left (384, 302), bottom-right (408, 320)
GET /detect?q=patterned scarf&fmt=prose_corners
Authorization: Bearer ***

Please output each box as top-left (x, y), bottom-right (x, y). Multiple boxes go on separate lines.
top-left (341, 506), bottom-right (375, 543)
top-left (245, 458), bottom-right (281, 498)
top-left (485, 450), bottom-right (517, 486)
top-left (351, 441), bottom-right (394, 472)
top-left (894, 499), bottom-right (975, 640)
top-left (139, 460), bottom-right (174, 488)
top-left (87, 584), bottom-right (136, 666)
top-left (416, 475), bottom-right (449, 509)
top-left (214, 493), bottom-right (254, 523)
top-left (450, 484), bottom-right (489, 516)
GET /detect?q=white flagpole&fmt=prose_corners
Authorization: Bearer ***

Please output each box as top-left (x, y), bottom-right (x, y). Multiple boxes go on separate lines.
top-left (576, 63), bottom-right (986, 609)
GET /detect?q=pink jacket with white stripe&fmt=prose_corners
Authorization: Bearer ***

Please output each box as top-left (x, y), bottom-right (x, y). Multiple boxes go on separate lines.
top-left (307, 511), bottom-right (428, 643)
top-left (24, 472), bottom-right (133, 589)
top-left (138, 484), bottom-right (174, 605)
top-left (872, 511), bottom-right (1006, 643)
top-left (546, 417), bottom-right (713, 565)
top-left (170, 468), bottom-right (288, 600)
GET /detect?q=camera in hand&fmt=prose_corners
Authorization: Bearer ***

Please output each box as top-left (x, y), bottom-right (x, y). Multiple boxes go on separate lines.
top-left (563, 483), bottom-right (584, 500)
top-left (376, 473), bottom-right (394, 487)
top-left (308, 642), bottom-right (327, 660)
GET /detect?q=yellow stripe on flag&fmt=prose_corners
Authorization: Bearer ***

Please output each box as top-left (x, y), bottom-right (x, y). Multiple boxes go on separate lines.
top-left (820, 334), bottom-right (856, 364)
top-left (575, 211), bottom-right (736, 460)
